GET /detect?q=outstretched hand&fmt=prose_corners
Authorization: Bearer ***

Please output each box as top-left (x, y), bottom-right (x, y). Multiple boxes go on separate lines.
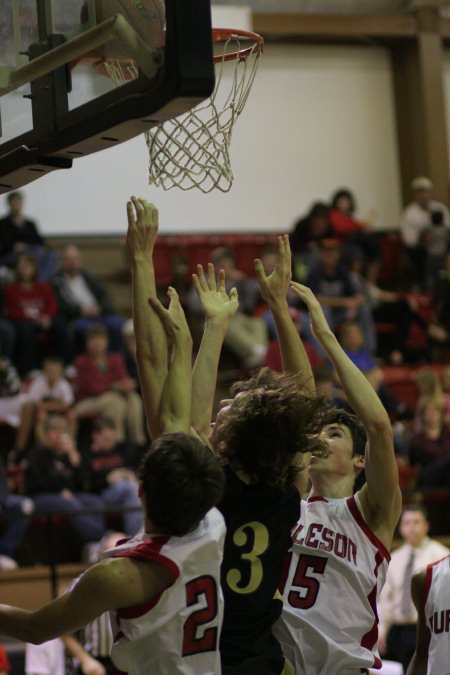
top-left (126, 196), bottom-right (159, 259)
top-left (193, 263), bottom-right (239, 323)
top-left (254, 234), bottom-right (291, 306)
top-left (148, 287), bottom-right (190, 338)
top-left (289, 282), bottom-right (332, 340)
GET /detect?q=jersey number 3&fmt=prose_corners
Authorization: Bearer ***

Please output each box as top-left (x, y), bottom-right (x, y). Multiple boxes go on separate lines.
top-left (288, 554), bottom-right (328, 609)
top-left (183, 575), bottom-right (219, 657)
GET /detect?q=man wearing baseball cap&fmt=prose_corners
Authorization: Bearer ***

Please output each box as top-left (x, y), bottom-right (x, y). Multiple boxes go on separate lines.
top-left (400, 176), bottom-right (450, 287)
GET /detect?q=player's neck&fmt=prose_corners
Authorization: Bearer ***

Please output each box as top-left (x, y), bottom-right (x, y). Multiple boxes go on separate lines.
top-left (308, 474), bottom-right (353, 500)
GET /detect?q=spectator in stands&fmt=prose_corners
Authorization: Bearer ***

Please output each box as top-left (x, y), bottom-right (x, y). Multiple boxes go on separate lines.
top-left (0, 191), bottom-right (59, 281)
top-left (73, 324), bottom-right (146, 446)
top-left (0, 455), bottom-right (34, 569)
top-left (11, 356), bottom-right (75, 462)
top-left (0, 354), bottom-right (29, 449)
top-left (3, 252), bottom-right (70, 376)
top-left (338, 319), bottom-right (413, 421)
top-left (83, 417), bottom-right (143, 536)
top-left (433, 249), bottom-right (450, 333)
top-left (25, 413), bottom-right (107, 544)
top-left (289, 202), bottom-right (333, 279)
top-left (409, 399), bottom-right (450, 488)
top-left (329, 187), bottom-right (381, 283)
top-left (296, 238), bottom-right (376, 356)
top-left (51, 245), bottom-right (125, 354)
top-left (349, 263), bottom-right (447, 364)
top-left (378, 503), bottom-right (449, 672)
top-left (414, 369), bottom-right (445, 432)
top-left (400, 177), bottom-right (450, 288)
top-left (420, 209), bottom-right (450, 290)
top-left (187, 246), bottom-right (268, 368)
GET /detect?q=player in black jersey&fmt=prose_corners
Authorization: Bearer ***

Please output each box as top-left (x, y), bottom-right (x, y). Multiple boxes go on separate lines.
top-left (188, 236), bottom-right (332, 675)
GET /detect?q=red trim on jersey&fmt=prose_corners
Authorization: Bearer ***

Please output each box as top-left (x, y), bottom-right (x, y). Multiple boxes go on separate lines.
top-left (346, 496), bottom-right (391, 562)
top-left (423, 562), bottom-right (434, 625)
top-left (360, 548), bottom-right (384, 669)
top-left (113, 535), bottom-right (180, 619)
top-left (306, 496), bottom-right (329, 503)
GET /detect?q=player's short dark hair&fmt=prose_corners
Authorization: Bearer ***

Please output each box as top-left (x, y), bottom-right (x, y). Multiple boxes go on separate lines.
top-left (402, 503), bottom-right (429, 520)
top-left (327, 409), bottom-right (367, 457)
top-left (138, 433), bottom-right (225, 537)
top-left (217, 368), bottom-right (332, 489)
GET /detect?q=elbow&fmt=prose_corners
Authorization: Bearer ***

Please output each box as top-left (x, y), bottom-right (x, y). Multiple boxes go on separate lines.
top-left (366, 417), bottom-right (393, 440)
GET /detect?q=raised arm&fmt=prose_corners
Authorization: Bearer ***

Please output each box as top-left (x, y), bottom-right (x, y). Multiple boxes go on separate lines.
top-left (406, 571), bottom-right (429, 675)
top-left (254, 235), bottom-right (315, 394)
top-left (191, 264), bottom-right (238, 442)
top-left (127, 197), bottom-right (167, 440)
top-left (149, 288), bottom-right (193, 434)
top-left (289, 282), bottom-right (401, 547)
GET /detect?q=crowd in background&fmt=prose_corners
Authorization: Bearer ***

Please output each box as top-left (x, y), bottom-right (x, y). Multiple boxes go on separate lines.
top-left (0, 180), bottom-right (449, 571)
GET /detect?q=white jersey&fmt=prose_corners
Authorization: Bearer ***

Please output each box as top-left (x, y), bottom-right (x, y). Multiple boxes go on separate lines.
top-left (106, 508), bottom-right (226, 675)
top-left (423, 554), bottom-right (450, 675)
top-left (274, 494), bottom-right (390, 675)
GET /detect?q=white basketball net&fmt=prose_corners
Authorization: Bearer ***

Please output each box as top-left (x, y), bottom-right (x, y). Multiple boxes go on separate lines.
top-left (101, 32), bottom-right (262, 193)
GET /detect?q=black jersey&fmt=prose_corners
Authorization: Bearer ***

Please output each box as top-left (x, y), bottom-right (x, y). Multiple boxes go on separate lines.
top-left (219, 466), bottom-right (300, 675)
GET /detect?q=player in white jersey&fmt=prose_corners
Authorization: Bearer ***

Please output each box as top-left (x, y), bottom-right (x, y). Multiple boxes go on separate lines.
top-left (273, 283), bottom-right (402, 675)
top-left (0, 198), bottom-right (226, 675)
top-left (407, 554), bottom-right (450, 675)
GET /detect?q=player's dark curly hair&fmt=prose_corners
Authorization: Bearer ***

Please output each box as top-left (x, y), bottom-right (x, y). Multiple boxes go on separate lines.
top-left (216, 368), bottom-right (333, 489)
top-left (138, 433), bottom-right (225, 537)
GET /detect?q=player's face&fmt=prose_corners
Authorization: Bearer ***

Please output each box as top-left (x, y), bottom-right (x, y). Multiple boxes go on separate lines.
top-left (309, 423), bottom-right (355, 477)
top-left (399, 511), bottom-right (429, 547)
top-left (209, 398), bottom-right (232, 448)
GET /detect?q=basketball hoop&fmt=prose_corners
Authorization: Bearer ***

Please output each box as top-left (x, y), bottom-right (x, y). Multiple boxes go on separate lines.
top-left (81, 28), bottom-right (263, 192)
top-left (146, 28), bottom-right (264, 192)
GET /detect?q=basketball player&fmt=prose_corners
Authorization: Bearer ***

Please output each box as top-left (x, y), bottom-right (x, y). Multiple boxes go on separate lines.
top-left (187, 239), bottom-right (332, 675)
top-left (0, 198), bottom-right (226, 675)
top-left (273, 282), bottom-right (402, 674)
top-left (133, 202), bottom-right (331, 675)
top-left (406, 554), bottom-right (450, 675)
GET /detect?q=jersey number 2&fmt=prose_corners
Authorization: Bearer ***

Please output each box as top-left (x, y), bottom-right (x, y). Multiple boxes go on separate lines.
top-left (288, 554), bottom-right (328, 609)
top-left (182, 575), bottom-right (219, 657)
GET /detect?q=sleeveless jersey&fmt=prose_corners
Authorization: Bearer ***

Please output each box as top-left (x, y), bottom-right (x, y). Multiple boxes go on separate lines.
top-left (219, 467), bottom-right (300, 674)
top-left (106, 507), bottom-right (226, 675)
top-left (423, 554), bottom-right (450, 675)
top-left (273, 494), bottom-right (390, 675)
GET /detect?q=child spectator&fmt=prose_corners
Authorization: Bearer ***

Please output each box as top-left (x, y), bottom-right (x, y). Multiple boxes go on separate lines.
top-left (82, 417), bottom-right (143, 536)
top-left (73, 324), bottom-right (145, 446)
top-left (3, 252), bottom-right (70, 375)
top-left (12, 356), bottom-right (75, 461)
top-left (338, 320), bottom-right (413, 421)
top-left (0, 354), bottom-right (28, 442)
top-left (25, 414), bottom-right (107, 545)
top-left (410, 399), bottom-right (450, 488)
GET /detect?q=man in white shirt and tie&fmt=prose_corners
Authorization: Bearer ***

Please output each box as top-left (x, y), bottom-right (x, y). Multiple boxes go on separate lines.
top-left (378, 503), bottom-right (449, 672)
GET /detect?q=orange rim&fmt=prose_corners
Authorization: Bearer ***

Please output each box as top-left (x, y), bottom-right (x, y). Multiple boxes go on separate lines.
top-left (74, 28), bottom-right (264, 74)
top-left (212, 28), bottom-right (264, 63)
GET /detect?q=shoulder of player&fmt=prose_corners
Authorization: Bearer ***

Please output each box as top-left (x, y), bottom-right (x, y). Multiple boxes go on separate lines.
top-left (79, 557), bottom-right (174, 607)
